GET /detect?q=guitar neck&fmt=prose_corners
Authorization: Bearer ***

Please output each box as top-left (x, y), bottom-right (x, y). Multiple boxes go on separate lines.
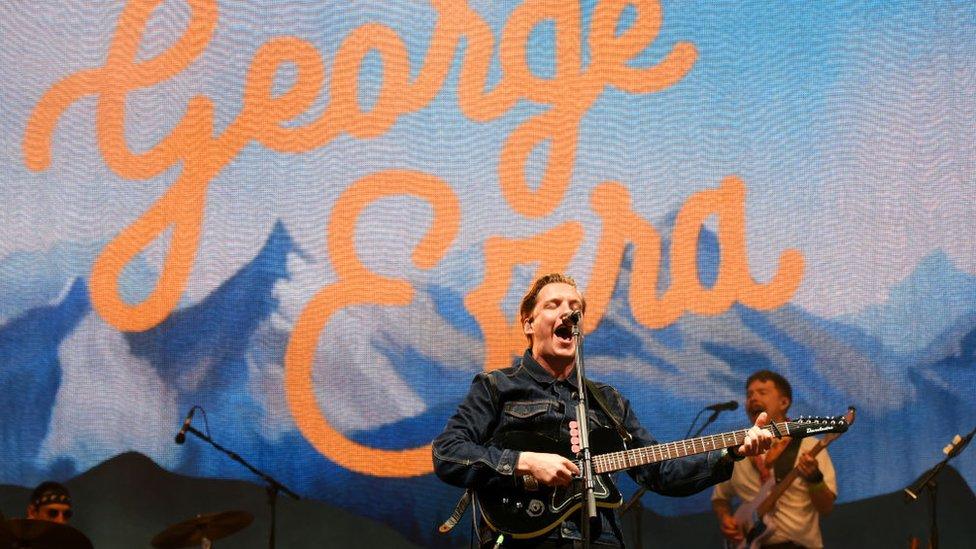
top-left (755, 436), bottom-right (832, 517)
top-left (591, 421), bottom-right (793, 475)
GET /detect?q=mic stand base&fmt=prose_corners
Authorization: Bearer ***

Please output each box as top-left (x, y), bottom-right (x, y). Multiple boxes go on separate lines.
top-left (927, 479), bottom-right (938, 549)
top-left (267, 484), bottom-right (279, 549)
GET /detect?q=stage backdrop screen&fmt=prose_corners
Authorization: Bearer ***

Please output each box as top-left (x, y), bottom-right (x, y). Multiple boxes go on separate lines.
top-left (2, 1), bottom-right (974, 545)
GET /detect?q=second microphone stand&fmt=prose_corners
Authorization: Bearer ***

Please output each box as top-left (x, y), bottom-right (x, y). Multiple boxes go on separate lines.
top-left (182, 423), bottom-right (301, 549)
top-left (571, 321), bottom-right (598, 548)
top-left (619, 403), bottom-right (731, 544)
top-left (903, 426), bottom-right (975, 549)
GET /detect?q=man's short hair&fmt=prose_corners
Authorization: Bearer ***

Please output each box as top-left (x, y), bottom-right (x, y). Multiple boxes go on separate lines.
top-left (29, 481), bottom-right (71, 509)
top-left (746, 369), bottom-right (793, 402)
top-left (519, 273), bottom-right (586, 342)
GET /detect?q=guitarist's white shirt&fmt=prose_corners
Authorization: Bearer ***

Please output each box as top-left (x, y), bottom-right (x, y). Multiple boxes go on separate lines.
top-left (711, 437), bottom-right (837, 548)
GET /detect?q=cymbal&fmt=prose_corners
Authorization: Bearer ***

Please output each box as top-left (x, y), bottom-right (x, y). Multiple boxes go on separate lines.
top-left (151, 510), bottom-right (254, 548)
top-left (0, 518), bottom-right (93, 549)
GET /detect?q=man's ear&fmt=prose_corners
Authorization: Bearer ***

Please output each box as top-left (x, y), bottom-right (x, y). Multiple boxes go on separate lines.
top-left (781, 396), bottom-right (791, 411)
top-left (523, 317), bottom-right (533, 337)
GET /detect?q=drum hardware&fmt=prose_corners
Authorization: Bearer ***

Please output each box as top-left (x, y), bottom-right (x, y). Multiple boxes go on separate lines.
top-left (151, 510), bottom-right (254, 549)
top-left (1, 518), bottom-right (94, 549)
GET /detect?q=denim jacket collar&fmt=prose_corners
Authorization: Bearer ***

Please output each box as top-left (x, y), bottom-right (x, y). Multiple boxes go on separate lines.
top-left (520, 349), bottom-right (579, 389)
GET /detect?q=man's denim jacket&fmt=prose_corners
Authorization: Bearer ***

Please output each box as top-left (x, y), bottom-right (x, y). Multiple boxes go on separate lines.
top-left (432, 351), bottom-right (734, 545)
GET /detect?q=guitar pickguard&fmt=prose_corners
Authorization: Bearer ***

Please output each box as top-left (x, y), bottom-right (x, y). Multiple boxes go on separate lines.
top-left (550, 474), bottom-right (613, 514)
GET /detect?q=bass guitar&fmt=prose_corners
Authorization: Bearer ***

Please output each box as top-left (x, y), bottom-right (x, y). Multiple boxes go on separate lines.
top-left (478, 414), bottom-right (852, 541)
top-left (725, 407), bottom-right (856, 549)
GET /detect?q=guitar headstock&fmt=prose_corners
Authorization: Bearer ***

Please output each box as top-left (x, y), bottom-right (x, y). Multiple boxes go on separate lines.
top-left (785, 410), bottom-right (853, 438)
top-left (842, 406), bottom-right (856, 427)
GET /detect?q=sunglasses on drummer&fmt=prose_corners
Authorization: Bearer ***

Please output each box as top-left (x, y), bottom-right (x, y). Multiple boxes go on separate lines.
top-left (45, 508), bottom-right (73, 520)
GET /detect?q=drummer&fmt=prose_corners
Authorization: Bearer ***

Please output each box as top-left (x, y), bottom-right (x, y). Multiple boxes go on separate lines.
top-left (25, 482), bottom-right (73, 525)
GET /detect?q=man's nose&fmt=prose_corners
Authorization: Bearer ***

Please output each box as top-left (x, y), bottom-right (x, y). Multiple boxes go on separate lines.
top-left (558, 303), bottom-right (577, 316)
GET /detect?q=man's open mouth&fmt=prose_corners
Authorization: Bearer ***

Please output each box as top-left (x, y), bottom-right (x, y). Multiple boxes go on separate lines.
top-left (554, 324), bottom-right (573, 341)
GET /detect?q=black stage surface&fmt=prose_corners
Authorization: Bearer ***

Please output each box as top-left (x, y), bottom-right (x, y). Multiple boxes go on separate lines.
top-left (2, 452), bottom-right (973, 547)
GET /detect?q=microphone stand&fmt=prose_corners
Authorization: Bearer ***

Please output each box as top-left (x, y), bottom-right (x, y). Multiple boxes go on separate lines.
top-left (181, 424), bottom-right (301, 549)
top-left (571, 322), bottom-right (597, 549)
top-left (619, 406), bottom-right (729, 532)
top-left (903, 426), bottom-right (975, 549)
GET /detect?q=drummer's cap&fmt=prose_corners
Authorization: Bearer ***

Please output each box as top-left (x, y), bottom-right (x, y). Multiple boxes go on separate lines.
top-left (30, 481), bottom-right (71, 508)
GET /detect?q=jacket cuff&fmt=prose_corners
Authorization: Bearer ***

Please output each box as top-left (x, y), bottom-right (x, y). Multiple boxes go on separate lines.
top-left (725, 446), bottom-right (746, 462)
top-left (496, 449), bottom-right (519, 476)
top-left (710, 449), bottom-right (736, 477)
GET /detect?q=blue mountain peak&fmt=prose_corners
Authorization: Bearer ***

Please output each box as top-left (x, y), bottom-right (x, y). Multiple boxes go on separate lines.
top-left (125, 220), bottom-right (298, 383)
top-left (0, 277), bottom-right (90, 480)
top-left (846, 250), bottom-right (976, 356)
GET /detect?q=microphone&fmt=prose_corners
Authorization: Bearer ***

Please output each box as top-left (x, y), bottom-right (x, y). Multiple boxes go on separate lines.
top-left (562, 309), bottom-right (583, 326)
top-left (705, 400), bottom-right (739, 412)
top-left (174, 407), bottom-right (196, 444)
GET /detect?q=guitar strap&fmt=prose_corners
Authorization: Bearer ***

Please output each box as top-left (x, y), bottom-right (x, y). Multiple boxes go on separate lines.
top-left (772, 437), bottom-right (803, 483)
top-left (584, 379), bottom-right (633, 445)
top-left (438, 490), bottom-right (471, 534)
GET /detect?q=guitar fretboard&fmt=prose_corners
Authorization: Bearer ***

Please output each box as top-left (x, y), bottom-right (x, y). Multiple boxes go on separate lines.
top-left (592, 422), bottom-right (792, 475)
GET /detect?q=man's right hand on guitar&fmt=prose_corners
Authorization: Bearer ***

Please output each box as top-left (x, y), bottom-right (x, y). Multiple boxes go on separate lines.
top-left (718, 513), bottom-right (744, 543)
top-left (515, 452), bottom-right (580, 486)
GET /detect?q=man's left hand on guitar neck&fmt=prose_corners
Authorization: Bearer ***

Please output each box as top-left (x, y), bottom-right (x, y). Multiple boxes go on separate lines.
top-left (797, 451), bottom-right (836, 515)
top-left (732, 411), bottom-right (775, 459)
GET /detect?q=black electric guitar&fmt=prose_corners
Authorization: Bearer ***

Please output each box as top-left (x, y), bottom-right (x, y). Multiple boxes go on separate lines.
top-left (478, 415), bottom-right (851, 541)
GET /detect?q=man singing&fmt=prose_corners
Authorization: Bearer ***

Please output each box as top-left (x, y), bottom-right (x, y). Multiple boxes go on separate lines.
top-left (434, 273), bottom-right (774, 547)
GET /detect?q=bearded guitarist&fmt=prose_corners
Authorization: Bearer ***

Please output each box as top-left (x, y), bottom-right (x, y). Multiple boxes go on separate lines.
top-left (712, 371), bottom-right (837, 549)
top-left (433, 273), bottom-right (775, 547)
